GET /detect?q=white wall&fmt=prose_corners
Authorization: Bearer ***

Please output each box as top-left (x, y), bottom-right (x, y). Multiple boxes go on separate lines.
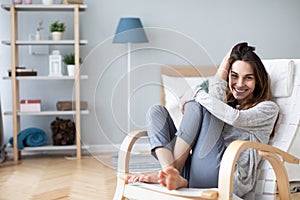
top-left (1, 0), bottom-right (300, 150)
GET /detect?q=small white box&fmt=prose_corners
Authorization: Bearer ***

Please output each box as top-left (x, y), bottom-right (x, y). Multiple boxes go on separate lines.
top-left (20, 99), bottom-right (41, 112)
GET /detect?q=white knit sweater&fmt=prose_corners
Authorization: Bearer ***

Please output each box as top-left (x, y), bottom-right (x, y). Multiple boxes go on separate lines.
top-left (194, 77), bottom-right (279, 197)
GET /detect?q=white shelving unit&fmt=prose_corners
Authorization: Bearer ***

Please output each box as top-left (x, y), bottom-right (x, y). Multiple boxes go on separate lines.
top-left (4, 110), bottom-right (89, 116)
top-left (2, 40), bottom-right (88, 45)
top-left (1, 4), bottom-right (88, 161)
top-left (3, 75), bottom-right (88, 80)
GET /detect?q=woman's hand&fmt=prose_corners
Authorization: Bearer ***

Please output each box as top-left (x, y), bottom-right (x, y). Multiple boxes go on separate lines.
top-left (216, 50), bottom-right (231, 80)
top-left (180, 100), bottom-right (186, 114)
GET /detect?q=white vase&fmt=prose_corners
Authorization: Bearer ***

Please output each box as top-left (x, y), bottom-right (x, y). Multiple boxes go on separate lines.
top-left (35, 31), bottom-right (41, 40)
top-left (42, 0), bottom-right (54, 5)
top-left (67, 65), bottom-right (75, 76)
top-left (52, 32), bottom-right (63, 40)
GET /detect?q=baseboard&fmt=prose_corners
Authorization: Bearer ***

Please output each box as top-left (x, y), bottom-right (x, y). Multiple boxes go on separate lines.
top-left (86, 143), bottom-right (151, 154)
top-left (4, 143), bottom-right (151, 156)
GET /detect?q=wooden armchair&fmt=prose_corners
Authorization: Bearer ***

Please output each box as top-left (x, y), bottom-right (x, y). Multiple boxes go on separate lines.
top-left (114, 60), bottom-right (300, 200)
top-left (114, 131), bottom-right (299, 200)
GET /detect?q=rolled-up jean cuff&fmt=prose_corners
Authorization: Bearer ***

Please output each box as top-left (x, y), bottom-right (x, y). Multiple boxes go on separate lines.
top-left (149, 137), bottom-right (175, 160)
top-left (176, 130), bottom-right (196, 147)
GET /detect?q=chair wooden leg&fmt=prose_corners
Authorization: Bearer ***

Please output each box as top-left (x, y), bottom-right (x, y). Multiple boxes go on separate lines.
top-left (113, 173), bottom-right (127, 200)
top-left (114, 130), bottom-right (148, 200)
top-left (218, 140), bottom-right (299, 200)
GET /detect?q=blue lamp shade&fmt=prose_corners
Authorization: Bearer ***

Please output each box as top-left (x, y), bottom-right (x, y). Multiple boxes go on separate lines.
top-left (113, 17), bottom-right (148, 43)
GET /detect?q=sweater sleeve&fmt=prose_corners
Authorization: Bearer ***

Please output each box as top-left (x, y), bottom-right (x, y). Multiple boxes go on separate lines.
top-left (194, 90), bottom-right (279, 129)
top-left (192, 77), bottom-right (227, 100)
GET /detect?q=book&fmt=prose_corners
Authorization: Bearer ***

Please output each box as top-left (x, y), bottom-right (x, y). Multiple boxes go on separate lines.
top-left (8, 67), bottom-right (37, 76)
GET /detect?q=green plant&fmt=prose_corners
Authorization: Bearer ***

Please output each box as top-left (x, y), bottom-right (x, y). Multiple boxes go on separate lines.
top-left (63, 53), bottom-right (83, 65)
top-left (50, 21), bottom-right (66, 32)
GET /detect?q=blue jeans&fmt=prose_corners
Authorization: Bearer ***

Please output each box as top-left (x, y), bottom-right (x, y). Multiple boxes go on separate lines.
top-left (146, 100), bottom-right (226, 188)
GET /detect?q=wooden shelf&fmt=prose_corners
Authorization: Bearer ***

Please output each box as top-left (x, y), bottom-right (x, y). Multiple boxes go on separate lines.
top-left (2, 40), bottom-right (88, 45)
top-left (4, 110), bottom-right (89, 116)
top-left (2, 4), bottom-right (87, 161)
top-left (6, 144), bottom-right (90, 152)
top-left (1, 4), bottom-right (87, 12)
top-left (3, 75), bottom-right (88, 80)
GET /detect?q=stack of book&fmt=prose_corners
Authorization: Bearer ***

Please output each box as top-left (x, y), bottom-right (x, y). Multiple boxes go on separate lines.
top-left (8, 67), bottom-right (37, 76)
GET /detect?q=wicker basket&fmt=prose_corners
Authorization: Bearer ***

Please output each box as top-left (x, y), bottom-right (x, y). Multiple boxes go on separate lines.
top-left (56, 101), bottom-right (88, 111)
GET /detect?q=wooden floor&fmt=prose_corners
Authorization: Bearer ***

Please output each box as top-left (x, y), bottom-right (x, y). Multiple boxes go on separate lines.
top-left (0, 153), bottom-right (117, 200)
top-left (1, 153), bottom-right (299, 200)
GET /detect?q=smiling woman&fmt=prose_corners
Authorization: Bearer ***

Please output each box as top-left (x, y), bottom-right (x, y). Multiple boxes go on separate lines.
top-left (126, 42), bottom-right (280, 199)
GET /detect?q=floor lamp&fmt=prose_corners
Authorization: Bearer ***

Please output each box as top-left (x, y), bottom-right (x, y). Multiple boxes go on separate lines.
top-left (113, 17), bottom-right (148, 133)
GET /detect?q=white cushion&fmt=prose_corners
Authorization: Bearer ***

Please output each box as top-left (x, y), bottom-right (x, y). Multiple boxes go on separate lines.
top-left (262, 59), bottom-right (295, 97)
top-left (162, 75), bottom-right (207, 109)
top-left (161, 75), bottom-right (209, 128)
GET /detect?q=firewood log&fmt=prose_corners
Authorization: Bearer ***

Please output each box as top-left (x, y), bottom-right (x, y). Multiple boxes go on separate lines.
top-left (51, 117), bottom-right (75, 145)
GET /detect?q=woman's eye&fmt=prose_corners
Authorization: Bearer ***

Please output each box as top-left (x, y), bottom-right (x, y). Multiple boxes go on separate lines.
top-left (231, 74), bottom-right (238, 79)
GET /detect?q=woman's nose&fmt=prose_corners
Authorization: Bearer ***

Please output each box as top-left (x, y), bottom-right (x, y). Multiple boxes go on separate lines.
top-left (236, 78), bottom-right (244, 87)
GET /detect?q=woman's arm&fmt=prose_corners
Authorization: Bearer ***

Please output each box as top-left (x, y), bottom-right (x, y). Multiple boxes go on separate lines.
top-left (181, 49), bottom-right (231, 113)
top-left (192, 49), bottom-right (231, 103)
top-left (195, 90), bottom-right (279, 128)
top-left (216, 49), bottom-right (231, 80)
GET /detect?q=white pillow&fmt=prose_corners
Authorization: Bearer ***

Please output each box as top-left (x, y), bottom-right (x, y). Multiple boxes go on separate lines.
top-left (162, 75), bottom-right (207, 109)
top-left (262, 59), bottom-right (295, 97)
top-left (161, 75), bottom-right (209, 128)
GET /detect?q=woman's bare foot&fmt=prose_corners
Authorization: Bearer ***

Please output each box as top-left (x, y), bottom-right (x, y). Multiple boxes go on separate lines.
top-left (125, 171), bottom-right (159, 183)
top-left (158, 166), bottom-right (188, 190)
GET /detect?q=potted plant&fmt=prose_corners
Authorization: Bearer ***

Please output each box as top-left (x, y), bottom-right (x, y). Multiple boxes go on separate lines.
top-left (63, 53), bottom-right (83, 76)
top-left (50, 21), bottom-right (66, 40)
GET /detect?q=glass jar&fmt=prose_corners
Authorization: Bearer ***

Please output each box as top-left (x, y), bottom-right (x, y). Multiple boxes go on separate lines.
top-left (49, 50), bottom-right (62, 76)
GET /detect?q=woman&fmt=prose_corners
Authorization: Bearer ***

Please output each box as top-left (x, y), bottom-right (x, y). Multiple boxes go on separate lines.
top-left (127, 42), bottom-right (279, 198)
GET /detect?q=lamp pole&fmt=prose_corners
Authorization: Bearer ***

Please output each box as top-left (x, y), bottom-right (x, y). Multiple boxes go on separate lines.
top-left (127, 43), bottom-right (131, 133)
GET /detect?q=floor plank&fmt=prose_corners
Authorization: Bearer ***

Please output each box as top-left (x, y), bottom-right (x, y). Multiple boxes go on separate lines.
top-left (0, 154), bottom-right (117, 200)
top-left (1, 154), bottom-right (299, 200)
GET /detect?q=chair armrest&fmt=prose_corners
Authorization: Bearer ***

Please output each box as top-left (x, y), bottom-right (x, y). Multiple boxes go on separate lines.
top-left (114, 131), bottom-right (148, 200)
top-left (117, 130), bottom-right (148, 174)
top-left (218, 140), bottom-right (300, 200)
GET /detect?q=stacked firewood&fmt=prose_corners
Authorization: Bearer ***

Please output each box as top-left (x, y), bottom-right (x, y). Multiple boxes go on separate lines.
top-left (51, 117), bottom-right (75, 145)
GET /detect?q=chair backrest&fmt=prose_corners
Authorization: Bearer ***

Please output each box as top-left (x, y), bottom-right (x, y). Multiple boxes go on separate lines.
top-left (245, 59), bottom-right (300, 200)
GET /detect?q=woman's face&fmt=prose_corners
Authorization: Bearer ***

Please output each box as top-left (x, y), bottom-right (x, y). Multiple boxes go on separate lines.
top-left (228, 60), bottom-right (256, 104)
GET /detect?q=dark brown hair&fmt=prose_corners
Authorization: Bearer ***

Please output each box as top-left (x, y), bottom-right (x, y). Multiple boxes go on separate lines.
top-left (226, 42), bottom-right (271, 109)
